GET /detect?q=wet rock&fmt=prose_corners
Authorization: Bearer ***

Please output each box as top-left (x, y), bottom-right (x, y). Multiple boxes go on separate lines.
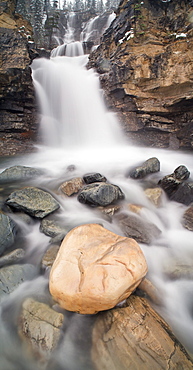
top-left (0, 166), bottom-right (44, 183)
top-left (158, 165), bottom-right (192, 204)
top-left (174, 165), bottom-right (190, 180)
top-left (164, 261), bottom-right (193, 280)
top-left (60, 177), bottom-right (84, 196)
top-left (0, 264), bottom-right (37, 301)
top-left (115, 212), bottom-right (161, 244)
top-left (158, 174), bottom-right (181, 198)
top-left (99, 204), bottom-right (121, 216)
top-left (78, 182), bottom-right (124, 207)
top-left (144, 188), bottom-right (164, 207)
top-left (40, 219), bottom-right (67, 238)
top-left (129, 157), bottom-right (160, 179)
top-left (128, 204), bottom-right (142, 214)
top-left (170, 182), bottom-right (193, 205)
top-left (0, 248), bottom-right (25, 267)
top-left (6, 187), bottom-right (60, 218)
top-left (41, 245), bottom-right (60, 271)
top-left (49, 224), bottom-right (147, 314)
top-left (0, 212), bottom-right (17, 256)
top-left (18, 298), bottom-right (64, 364)
top-left (83, 172), bottom-right (107, 184)
top-left (92, 296), bottom-right (193, 370)
top-left (182, 205), bottom-right (193, 231)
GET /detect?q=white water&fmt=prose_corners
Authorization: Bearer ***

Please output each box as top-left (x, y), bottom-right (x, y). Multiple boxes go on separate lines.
top-left (0, 39), bottom-right (193, 368)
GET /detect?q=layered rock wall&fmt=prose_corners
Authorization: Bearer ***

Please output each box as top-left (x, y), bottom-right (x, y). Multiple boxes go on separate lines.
top-left (0, 0), bottom-right (38, 155)
top-left (88, 0), bottom-right (193, 149)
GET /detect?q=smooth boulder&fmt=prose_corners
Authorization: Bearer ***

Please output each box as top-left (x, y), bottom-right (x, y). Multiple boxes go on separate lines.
top-left (6, 187), bottom-right (60, 218)
top-left (78, 182), bottom-right (124, 207)
top-left (49, 224), bottom-right (147, 314)
top-left (129, 157), bottom-right (160, 179)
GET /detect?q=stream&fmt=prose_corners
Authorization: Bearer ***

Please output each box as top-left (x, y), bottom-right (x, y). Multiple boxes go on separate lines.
top-left (0, 36), bottom-right (193, 369)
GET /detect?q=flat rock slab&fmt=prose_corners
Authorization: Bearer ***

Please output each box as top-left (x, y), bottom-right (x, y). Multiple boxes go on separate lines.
top-left (0, 264), bottom-right (37, 301)
top-left (92, 296), bottom-right (193, 370)
top-left (18, 298), bottom-right (64, 363)
top-left (0, 212), bottom-right (17, 256)
top-left (6, 187), bottom-right (60, 218)
top-left (0, 165), bottom-right (44, 183)
top-left (49, 224), bottom-right (147, 314)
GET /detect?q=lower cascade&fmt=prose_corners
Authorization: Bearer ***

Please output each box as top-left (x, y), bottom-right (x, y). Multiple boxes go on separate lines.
top-left (0, 40), bottom-right (193, 369)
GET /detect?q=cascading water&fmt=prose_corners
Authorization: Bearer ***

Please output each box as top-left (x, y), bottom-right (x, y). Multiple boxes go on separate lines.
top-left (0, 24), bottom-right (193, 370)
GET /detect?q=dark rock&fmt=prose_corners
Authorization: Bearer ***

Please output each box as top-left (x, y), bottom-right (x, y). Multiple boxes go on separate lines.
top-left (0, 166), bottom-right (44, 183)
top-left (0, 248), bottom-right (25, 267)
top-left (182, 205), bottom-right (193, 231)
top-left (83, 172), bottom-right (107, 184)
top-left (115, 212), bottom-right (161, 244)
top-left (159, 165), bottom-right (192, 204)
top-left (174, 165), bottom-right (190, 180)
top-left (0, 264), bottom-right (37, 301)
top-left (0, 6), bottom-right (38, 156)
top-left (129, 157), bottom-right (160, 179)
top-left (170, 183), bottom-right (193, 205)
top-left (78, 182), bottom-right (124, 207)
top-left (6, 187), bottom-right (60, 218)
top-left (158, 175), bottom-right (181, 198)
top-left (0, 212), bottom-right (17, 256)
top-left (40, 219), bottom-right (68, 238)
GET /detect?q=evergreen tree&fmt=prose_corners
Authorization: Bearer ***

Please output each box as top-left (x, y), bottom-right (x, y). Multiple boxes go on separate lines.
top-left (44, 1), bottom-right (60, 48)
top-left (30, 0), bottom-right (45, 45)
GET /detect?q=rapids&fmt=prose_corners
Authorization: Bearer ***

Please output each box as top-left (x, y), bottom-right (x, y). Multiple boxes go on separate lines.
top-left (0, 38), bottom-right (193, 368)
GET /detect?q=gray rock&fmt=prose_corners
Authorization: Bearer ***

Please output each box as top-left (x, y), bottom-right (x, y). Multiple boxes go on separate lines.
top-left (158, 165), bottom-right (191, 203)
top-left (129, 157), bottom-right (160, 179)
top-left (18, 298), bottom-right (64, 364)
top-left (0, 166), bottom-right (44, 183)
top-left (182, 205), bottom-right (193, 231)
top-left (0, 248), bottom-right (25, 267)
top-left (78, 182), bottom-right (124, 207)
top-left (115, 212), bottom-right (161, 244)
top-left (40, 219), bottom-right (67, 238)
top-left (171, 183), bottom-right (193, 206)
top-left (41, 245), bottom-right (60, 270)
top-left (6, 187), bottom-right (60, 218)
top-left (0, 264), bottom-right (37, 301)
top-left (83, 172), bottom-right (107, 184)
top-left (0, 212), bottom-right (17, 256)
top-left (174, 165), bottom-right (190, 180)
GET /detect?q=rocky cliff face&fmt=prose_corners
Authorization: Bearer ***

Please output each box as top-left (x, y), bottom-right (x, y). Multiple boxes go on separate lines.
top-left (88, 0), bottom-right (193, 150)
top-left (0, 0), bottom-right (38, 156)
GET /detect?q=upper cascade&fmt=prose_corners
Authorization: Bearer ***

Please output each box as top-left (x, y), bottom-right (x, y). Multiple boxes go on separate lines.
top-left (51, 41), bottom-right (84, 57)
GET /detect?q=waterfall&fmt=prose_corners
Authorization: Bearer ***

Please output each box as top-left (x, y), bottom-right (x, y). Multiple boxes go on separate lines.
top-left (0, 25), bottom-right (193, 369)
top-left (32, 53), bottom-right (124, 148)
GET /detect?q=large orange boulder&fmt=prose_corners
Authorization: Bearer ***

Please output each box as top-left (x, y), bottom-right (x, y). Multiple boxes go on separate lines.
top-left (49, 224), bottom-right (147, 314)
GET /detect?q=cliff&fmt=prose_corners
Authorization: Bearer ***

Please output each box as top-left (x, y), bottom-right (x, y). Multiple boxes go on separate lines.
top-left (88, 0), bottom-right (193, 150)
top-left (0, 0), bottom-right (38, 156)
